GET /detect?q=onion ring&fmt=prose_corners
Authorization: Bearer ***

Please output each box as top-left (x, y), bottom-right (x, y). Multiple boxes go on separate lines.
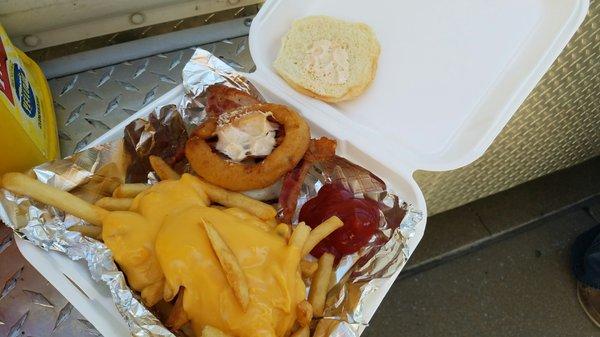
top-left (186, 103), bottom-right (311, 191)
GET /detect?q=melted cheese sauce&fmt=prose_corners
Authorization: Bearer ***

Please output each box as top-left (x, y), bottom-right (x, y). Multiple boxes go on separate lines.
top-left (102, 174), bottom-right (209, 301)
top-left (216, 111), bottom-right (278, 162)
top-left (101, 174), bottom-right (304, 336)
top-left (156, 207), bottom-right (305, 337)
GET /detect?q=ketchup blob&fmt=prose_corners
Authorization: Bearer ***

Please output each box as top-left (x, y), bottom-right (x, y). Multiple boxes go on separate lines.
top-left (298, 183), bottom-right (380, 260)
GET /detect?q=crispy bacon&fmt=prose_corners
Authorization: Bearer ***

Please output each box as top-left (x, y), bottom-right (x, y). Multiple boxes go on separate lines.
top-left (206, 84), bottom-right (260, 115)
top-left (278, 137), bottom-right (337, 224)
top-left (303, 137), bottom-right (337, 163)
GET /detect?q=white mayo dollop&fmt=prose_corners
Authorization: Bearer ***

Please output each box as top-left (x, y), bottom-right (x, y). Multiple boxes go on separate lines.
top-left (216, 111), bottom-right (278, 162)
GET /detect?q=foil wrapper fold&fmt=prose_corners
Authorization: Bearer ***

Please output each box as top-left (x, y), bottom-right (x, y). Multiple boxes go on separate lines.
top-left (0, 48), bottom-right (422, 337)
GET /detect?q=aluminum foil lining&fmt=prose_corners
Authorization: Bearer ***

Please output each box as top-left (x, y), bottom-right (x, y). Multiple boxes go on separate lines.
top-left (0, 48), bottom-right (423, 337)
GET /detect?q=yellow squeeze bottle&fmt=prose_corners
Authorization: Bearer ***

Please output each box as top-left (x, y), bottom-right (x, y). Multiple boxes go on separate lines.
top-left (0, 24), bottom-right (59, 174)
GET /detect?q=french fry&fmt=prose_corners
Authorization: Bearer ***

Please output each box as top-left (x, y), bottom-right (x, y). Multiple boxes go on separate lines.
top-left (224, 207), bottom-right (273, 232)
top-left (328, 272), bottom-right (337, 292)
top-left (296, 300), bottom-right (313, 327)
top-left (301, 216), bottom-right (343, 256)
top-left (197, 179), bottom-right (276, 220)
top-left (73, 176), bottom-right (122, 203)
top-left (166, 288), bottom-right (189, 330)
top-left (277, 222), bottom-right (311, 319)
top-left (112, 183), bottom-right (149, 198)
top-left (290, 326), bottom-right (309, 337)
top-left (163, 282), bottom-right (177, 302)
top-left (93, 162), bottom-right (123, 195)
top-left (141, 280), bottom-right (164, 307)
top-left (201, 325), bottom-right (233, 337)
top-left (202, 220), bottom-right (250, 311)
top-left (289, 222), bottom-right (311, 250)
top-left (2, 172), bottom-right (108, 226)
top-left (94, 197), bottom-right (133, 211)
top-left (25, 169), bottom-right (36, 178)
top-left (265, 217), bottom-right (278, 227)
top-left (313, 319), bottom-right (339, 337)
top-left (99, 177), bottom-right (122, 196)
top-left (275, 223), bottom-right (292, 240)
top-left (224, 207), bottom-right (263, 222)
top-left (68, 225), bottom-right (102, 240)
top-left (308, 252), bottom-right (335, 317)
top-left (181, 174), bottom-right (210, 206)
top-left (149, 155), bottom-right (180, 180)
top-left (300, 259), bottom-right (318, 278)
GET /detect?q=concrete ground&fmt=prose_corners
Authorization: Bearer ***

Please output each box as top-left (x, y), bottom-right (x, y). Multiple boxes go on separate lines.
top-left (365, 157), bottom-right (600, 337)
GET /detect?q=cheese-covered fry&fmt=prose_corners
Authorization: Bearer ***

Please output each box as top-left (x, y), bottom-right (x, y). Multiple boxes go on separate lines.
top-left (296, 300), bottom-right (313, 327)
top-left (203, 220), bottom-right (250, 311)
top-left (197, 179), bottom-right (276, 220)
top-left (201, 325), bottom-right (234, 337)
top-left (95, 197), bottom-right (133, 211)
top-left (68, 225), bottom-right (102, 240)
top-left (290, 326), bottom-right (309, 337)
top-left (300, 259), bottom-right (318, 278)
top-left (275, 223), bottom-right (292, 240)
top-left (112, 183), bottom-right (149, 198)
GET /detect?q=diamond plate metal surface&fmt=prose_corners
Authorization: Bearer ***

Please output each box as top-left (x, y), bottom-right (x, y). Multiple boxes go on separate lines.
top-left (49, 36), bottom-right (254, 156)
top-left (0, 36), bottom-right (253, 337)
top-left (0, 225), bottom-right (102, 337)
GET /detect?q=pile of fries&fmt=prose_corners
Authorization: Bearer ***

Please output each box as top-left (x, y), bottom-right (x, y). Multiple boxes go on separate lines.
top-left (1, 155), bottom-right (345, 337)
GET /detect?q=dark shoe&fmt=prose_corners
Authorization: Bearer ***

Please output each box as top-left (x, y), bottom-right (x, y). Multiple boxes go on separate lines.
top-left (572, 224), bottom-right (600, 327)
top-left (577, 282), bottom-right (600, 328)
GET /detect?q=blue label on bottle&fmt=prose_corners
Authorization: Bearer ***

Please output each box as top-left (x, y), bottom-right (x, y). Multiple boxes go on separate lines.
top-left (13, 63), bottom-right (37, 118)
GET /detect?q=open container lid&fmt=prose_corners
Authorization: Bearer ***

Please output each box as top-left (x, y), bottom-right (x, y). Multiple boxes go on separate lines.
top-left (249, 0), bottom-right (589, 172)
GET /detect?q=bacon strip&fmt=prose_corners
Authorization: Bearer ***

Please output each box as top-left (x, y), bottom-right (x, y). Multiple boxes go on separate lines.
top-left (206, 84), bottom-right (260, 115)
top-left (278, 137), bottom-right (337, 224)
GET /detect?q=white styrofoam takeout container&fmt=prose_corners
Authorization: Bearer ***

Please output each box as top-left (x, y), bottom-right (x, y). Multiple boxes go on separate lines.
top-left (14, 0), bottom-right (589, 335)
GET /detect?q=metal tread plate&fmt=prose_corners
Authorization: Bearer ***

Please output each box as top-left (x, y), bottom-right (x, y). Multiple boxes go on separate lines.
top-left (0, 36), bottom-right (253, 337)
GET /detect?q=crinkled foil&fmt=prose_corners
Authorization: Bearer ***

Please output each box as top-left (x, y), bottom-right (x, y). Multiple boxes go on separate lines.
top-left (0, 143), bottom-right (173, 337)
top-left (0, 48), bottom-right (422, 337)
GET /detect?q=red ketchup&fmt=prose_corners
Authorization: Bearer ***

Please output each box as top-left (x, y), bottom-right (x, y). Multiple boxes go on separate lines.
top-left (298, 183), bottom-right (380, 260)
